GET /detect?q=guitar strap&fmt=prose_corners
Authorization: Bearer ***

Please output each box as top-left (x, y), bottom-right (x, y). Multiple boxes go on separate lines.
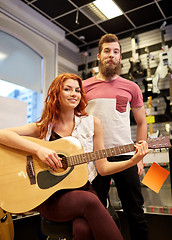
top-left (0, 208), bottom-right (14, 240)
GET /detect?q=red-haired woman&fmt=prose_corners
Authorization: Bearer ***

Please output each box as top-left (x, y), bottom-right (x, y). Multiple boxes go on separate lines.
top-left (0, 73), bottom-right (148, 240)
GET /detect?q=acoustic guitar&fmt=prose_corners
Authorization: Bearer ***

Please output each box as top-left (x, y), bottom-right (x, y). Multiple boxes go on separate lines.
top-left (0, 136), bottom-right (170, 214)
top-left (0, 208), bottom-right (14, 240)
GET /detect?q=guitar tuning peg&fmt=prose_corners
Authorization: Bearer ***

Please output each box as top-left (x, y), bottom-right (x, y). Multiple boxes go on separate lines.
top-left (153, 148), bottom-right (156, 153)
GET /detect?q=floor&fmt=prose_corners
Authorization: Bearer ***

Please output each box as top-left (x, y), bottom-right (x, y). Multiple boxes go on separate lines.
top-left (116, 210), bottom-right (172, 240)
top-left (12, 211), bottom-right (172, 240)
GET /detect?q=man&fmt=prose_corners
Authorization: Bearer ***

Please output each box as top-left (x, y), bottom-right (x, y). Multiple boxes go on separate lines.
top-left (83, 34), bottom-right (148, 240)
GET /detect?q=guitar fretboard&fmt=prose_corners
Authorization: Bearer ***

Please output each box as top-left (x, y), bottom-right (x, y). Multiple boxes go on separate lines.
top-left (67, 143), bottom-right (135, 166)
top-left (169, 70), bottom-right (172, 105)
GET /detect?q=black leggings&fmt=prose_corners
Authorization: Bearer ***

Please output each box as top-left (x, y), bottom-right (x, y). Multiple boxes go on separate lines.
top-left (37, 183), bottom-right (123, 240)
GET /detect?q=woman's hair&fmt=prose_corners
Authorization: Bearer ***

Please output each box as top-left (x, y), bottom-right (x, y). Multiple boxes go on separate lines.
top-left (36, 73), bottom-right (88, 139)
top-left (98, 33), bottom-right (122, 54)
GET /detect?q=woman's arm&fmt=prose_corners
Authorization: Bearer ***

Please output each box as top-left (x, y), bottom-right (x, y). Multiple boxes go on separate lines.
top-left (0, 123), bottom-right (62, 169)
top-left (0, 123), bottom-right (40, 151)
top-left (93, 116), bottom-right (148, 176)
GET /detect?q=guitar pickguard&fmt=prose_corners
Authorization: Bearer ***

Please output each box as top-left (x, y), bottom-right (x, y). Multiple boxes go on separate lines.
top-left (37, 166), bottom-right (74, 189)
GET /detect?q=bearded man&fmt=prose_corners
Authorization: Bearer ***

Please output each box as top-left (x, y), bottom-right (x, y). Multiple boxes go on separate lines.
top-left (83, 34), bottom-right (148, 240)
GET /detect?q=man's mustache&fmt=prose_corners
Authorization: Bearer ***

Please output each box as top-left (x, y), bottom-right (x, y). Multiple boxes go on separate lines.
top-left (105, 59), bottom-right (115, 64)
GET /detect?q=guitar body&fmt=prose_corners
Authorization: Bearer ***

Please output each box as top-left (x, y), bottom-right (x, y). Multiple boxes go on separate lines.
top-left (164, 95), bottom-right (172, 121)
top-left (152, 22), bottom-right (172, 94)
top-left (0, 208), bottom-right (14, 240)
top-left (151, 49), bottom-right (170, 94)
top-left (0, 136), bottom-right (88, 214)
top-left (128, 34), bottom-right (144, 81)
top-left (128, 60), bottom-right (144, 80)
top-left (153, 47), bottom-right (172, 80)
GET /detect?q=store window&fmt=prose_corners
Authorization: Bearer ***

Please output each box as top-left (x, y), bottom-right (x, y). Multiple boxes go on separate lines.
top-left (0, 31), bottom-right (43, 123)
top-left (0, 79), bottom-right (42, 123)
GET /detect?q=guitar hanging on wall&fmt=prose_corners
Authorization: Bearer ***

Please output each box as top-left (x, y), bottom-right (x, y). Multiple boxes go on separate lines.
top-left (152, 21), bottom-right (172, 94)
top-left (81, 51), bottom-right (92, 79)
top-left (128, 33), bottom-right (144, 81)
top-left (164, 66), bottom-right (172, 121)
top-left (146, 96), bottom-right (160, 138)
top-left (143, 47), bottom-right (153, 97)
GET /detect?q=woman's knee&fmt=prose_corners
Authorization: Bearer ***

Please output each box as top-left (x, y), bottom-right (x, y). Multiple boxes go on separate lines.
top-left (84, 191), bottom-right (102, 209)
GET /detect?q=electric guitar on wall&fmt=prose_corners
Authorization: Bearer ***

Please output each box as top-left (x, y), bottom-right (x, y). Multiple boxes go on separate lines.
top-left (0, 136), bottom-right (170, 214)
top-left (164, 66), bottom-right (172, 121)
top-left (128, 33), bottom-right (144, 81)
top-left (82, 51), bottom-right (92, 79)
top-left (143, 47), bottom-right (153, 96)
top-left (152, 21), bottom-right (172, 94)
top-left (146, 96), bottom-right (159, 138)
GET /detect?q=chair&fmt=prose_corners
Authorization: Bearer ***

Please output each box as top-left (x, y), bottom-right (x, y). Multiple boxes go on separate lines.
top-left (41, 217), bottom-right (73, 240)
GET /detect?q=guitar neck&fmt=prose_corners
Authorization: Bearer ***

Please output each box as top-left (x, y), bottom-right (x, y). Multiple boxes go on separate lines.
top-left (169, 70), bottom-right (172, 105)
top-left (147, 96), bottom-right (154, 135)
top-left (161, 30), bottom-right (166, 49)
top-left (131, 37), bottom-right (136, 55)
top-left (147, 57), bottom-right (151, 79)
top-left (145, 48), bottom-right (152, 80)
top-left (160, 21), bottom-right (166, 50)
top-left (66, 143), bottom-right (135, 167)
top-left (149, 123), bottom-right (153, 135)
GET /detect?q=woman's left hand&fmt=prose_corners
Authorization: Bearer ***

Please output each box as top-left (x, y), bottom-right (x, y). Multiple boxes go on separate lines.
top-left (131, 141), bottom-right (149, 165)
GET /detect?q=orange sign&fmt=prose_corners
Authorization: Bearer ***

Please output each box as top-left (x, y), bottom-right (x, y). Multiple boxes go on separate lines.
top-left (142, 162), bottom-right (170, 193)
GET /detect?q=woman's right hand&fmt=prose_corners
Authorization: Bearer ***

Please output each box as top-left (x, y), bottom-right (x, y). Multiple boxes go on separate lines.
top-left (36, 146), bottom-right (62, 170)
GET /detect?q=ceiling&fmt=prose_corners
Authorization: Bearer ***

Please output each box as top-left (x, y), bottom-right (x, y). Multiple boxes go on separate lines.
top-left (21, 0), bottom-right (172, 51)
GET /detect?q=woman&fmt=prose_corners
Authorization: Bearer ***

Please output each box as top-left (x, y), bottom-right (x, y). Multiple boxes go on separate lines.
top-left (0, 73), bottom-right (148, 240)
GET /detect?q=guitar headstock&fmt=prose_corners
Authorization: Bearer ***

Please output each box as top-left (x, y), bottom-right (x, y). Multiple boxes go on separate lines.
top-left (147, 136), bottom-right (171, 149)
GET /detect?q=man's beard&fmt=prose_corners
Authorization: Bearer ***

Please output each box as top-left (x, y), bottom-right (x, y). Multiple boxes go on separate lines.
top-left (98, 59), bottom-right (121, 78)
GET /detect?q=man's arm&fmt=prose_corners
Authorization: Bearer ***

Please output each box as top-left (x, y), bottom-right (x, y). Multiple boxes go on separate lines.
top-left (132, 106), bottom-right (147, 176)
top-left (93, 116), bottom-right (148, 176)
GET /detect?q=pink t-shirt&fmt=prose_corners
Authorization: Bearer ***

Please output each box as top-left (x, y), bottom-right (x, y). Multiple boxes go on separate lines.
top-left (83, 76), bottom-right (143, 151)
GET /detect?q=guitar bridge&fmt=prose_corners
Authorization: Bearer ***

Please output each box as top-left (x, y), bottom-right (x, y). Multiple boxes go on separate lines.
top-left (26, 155), bottom-right (36, 185)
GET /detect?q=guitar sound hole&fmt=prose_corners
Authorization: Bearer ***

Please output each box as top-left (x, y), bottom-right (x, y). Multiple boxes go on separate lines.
top-left (59, 154), bottom-right (68, 170)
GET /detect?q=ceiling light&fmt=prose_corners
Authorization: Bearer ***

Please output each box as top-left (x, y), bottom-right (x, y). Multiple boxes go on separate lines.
top-left (83, 3), bottom-right (108, 22)
top-left (93, 0), bottom-right (123, 19)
